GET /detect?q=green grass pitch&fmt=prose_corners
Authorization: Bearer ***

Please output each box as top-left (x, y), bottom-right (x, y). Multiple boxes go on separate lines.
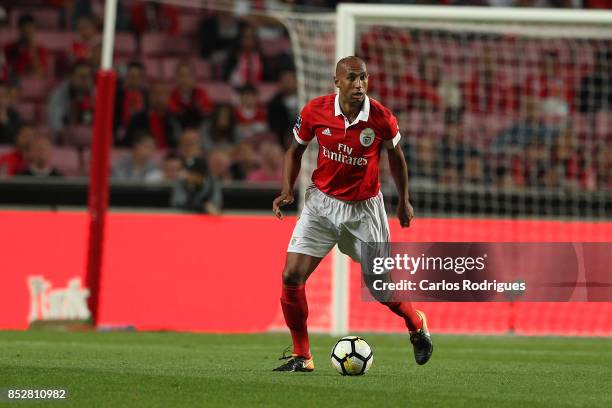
top-left (0, 330), bottom-right (610, 407)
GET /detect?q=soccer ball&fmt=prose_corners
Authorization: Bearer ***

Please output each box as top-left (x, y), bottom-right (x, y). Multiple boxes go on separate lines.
top-left (330, 336), bottom-right (373, 376)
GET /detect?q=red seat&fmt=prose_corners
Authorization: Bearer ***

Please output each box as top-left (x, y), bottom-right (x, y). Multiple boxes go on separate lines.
top-left (141, 33), bottom-right (191, 57)
top-left (19, 77), bottom-right (49, 102)
top-left (10, 9), bottom-right (60, 30)
top-left (16, 102), bottom-right (37, 122)
top-left (178, 14), bottom-right (201, 35)
top-left (203, 82), bottom-right (235, 104)
top-left (161, 57), bottom-right (211, 81)
top-left (143, 58), bottom-right (162, 80)
top-left (114, 33), bottom-right (137, 56)
top-left (52, 147), bottom-right (81, 176)
top-left (0, 29), bottom-right (18, 47)
top-left (38, 31), bottom-right (75, 53)
top-left (260, 37), bottom-right (291, 58)
top-left (111, 148), bottom-right (130, 166)
top-left (257, 83), bottom-right (279, 104)
top-left (64, 125), bottom-right (92, 148)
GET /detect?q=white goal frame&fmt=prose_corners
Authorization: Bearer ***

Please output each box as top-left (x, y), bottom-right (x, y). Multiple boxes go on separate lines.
top-left (330, 4), bottom-right (612, 336)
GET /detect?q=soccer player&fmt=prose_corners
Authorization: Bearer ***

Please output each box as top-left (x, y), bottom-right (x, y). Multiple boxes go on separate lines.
top-left (272, 56), bottom-right (433, 372)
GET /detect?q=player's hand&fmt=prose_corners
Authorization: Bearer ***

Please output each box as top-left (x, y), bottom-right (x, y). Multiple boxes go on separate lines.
top-left (272, 192), bottom-right (294, 219)
top-left (397, 199), bottom-right (414, 228)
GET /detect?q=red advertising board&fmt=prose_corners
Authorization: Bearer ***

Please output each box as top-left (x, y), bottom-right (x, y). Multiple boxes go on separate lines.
top-left (1, 211), bottom-right (611, 335)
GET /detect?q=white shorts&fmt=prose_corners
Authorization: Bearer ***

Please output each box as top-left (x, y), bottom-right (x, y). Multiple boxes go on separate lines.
top-left (287, 186), bottom-right (390, 262)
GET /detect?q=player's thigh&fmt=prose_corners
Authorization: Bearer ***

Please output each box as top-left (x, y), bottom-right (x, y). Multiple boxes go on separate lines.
top-left (282, 252), bottom-right (324, 285)
top-left (288, 211), bottom-right (338, 259)
top-left (338, 196), bottom-right (390, 263)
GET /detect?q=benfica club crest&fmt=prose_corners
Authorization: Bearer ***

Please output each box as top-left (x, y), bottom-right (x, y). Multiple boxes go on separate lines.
top-left (360, 128), bottom-right (375, 147)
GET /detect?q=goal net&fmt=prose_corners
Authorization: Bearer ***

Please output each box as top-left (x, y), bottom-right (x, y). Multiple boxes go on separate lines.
top-left (276, 5), bottom-right (612, 335)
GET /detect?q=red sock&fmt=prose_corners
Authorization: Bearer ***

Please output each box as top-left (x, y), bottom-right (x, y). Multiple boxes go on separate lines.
top-left (384, 301), bottom-right (423, 332)
top-left (280, 284), bottom-right (311, 359)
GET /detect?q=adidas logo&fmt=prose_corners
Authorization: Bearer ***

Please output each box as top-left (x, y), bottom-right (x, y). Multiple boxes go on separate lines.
top-left (322, 128), bottom-right (332, 136)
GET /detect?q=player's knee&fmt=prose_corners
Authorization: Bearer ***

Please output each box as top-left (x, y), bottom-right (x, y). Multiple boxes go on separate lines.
top-left (282, 265), bottom-right (308, 285)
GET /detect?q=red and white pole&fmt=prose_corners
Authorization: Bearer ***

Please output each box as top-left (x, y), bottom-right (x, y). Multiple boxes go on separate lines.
top-left (86, 0), bottom-right (118, 326)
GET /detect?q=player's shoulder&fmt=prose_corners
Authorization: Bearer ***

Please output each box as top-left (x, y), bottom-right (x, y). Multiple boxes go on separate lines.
top-left (367, 96), bottom-right (395, 119)
top-left (304, 94), bottom-right (336, 113)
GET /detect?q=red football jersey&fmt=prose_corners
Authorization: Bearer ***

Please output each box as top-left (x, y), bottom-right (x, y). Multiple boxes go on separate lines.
top-left (293, 94), bottom-right (400, 201)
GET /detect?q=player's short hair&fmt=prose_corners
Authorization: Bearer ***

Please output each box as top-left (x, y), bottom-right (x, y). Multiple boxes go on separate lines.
top-left (71, 59), bottom-right (93, 74)
top-left (175, 61), bottom-right (193, 74)
top-left (127, 60), bottom-right (145, 71)
top-left (132, 131), bottom-right (154, 146)
top-left (185, 157), bottom-right (208, 175)
top-left (164, 151), bottom-right (181, 162)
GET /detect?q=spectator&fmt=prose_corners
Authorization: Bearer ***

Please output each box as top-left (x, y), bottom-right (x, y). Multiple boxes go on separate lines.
top-left (247, 142), bottom-right (284, 183)
top-left (161, 151), bottom-right (183, 182)
top-left (234, 84), bottom-right (268, 140)
top-left (47, 60), bottom-right (95, 137)
top-left (112, 131), bottom-right (162, 183)
top-left (223, 24), bottom-right (268, 87)
top-left (492, 97), bottom-right (555, 153)
top-left (230, 141), bottom-right (258, 180)
top-left (130, 1), bottom-right (179, 35)
top-left (437, 116), bottom-right (479, 177)
top-left (409, 54), bottom-right (462, 112)
top-left (171, 157), bottom-right (222, 214)
top-left (494, 165), bottom-right (516, 189)
top-left (124, 82), bottom-right (181, 148)
top-left (201, 104), bottom-right (238, 152)
top-left (0, 125), bottom-right (33, 177)
top-left (168, 62), bottom-right (212, 128)
top-left (465, 49), bottom-right (516, 114)
top-left (17, 135), bottom-right (62, 177)
top-left (405, 136), bottom-right (438, 181)
top-left (551, 124), bottom-right (581, 188)
top-left (438, 164), bottom-right (461, 187)
top-left (178, 128), bottom-right (203, 166)
top-left (198, 11), bottom-right (243, 59)
top-left (462, 152), bottom-right (486, 184)
top-left (267, 69), bottom-right (298, 147)
top-left (114, 61), bottom-right (148, 139)
top-left (524, 49), bottom-right (575, 119)
top-left (577, 49), bottom-right (612, 113)
top-left (0, 81), bottom-right (22, 144)
top-left (523, 141), bottom-right (551, 187)
top-left (4, 14), bottom-right (49, 78)
top-left (208, 148), bottom-right (233, 182)
top-left (71, 0), bottom-right (130, 31)
top-left (70, 15), bottom-right (98, 63)
top-left (593, 144), bottom-right (611, 190)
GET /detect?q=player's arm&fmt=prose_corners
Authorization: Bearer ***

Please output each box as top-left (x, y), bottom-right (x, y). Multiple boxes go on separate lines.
top-left (272, 139), bottom-right (307, 219)
top-left (387, 143), bottom-right (414, 228)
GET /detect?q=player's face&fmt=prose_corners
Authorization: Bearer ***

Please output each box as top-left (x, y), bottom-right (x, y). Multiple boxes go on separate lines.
top-left (335, 62), bottom-right (368, 106)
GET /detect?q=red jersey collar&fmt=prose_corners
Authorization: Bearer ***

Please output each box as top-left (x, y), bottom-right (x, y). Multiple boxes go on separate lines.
top-left (334, 93), bottom-right (370, 124)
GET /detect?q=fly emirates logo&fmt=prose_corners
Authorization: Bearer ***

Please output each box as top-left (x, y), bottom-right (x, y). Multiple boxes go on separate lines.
top-left (322, 143), bottom-right (368, 166)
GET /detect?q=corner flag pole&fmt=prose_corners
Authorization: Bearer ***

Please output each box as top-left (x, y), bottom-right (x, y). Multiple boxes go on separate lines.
top-left (85, 0), bottom-right (118, 326)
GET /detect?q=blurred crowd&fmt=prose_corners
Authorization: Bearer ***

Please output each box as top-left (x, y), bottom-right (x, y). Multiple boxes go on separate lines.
top-left (361, 30), bottom-right (612, 192)
top-left (0, 1), bottom-right (301, 212)
top-left (0, 0), bottom-right (611, 214)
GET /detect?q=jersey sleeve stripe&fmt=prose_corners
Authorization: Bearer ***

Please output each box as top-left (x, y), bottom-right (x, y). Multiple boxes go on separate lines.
top-left (391, 131), bottom-right (401, 147)
top-left (293, 129), bottom-right (309, 145)
top-left (384, 132), bottom-right (401, 149)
